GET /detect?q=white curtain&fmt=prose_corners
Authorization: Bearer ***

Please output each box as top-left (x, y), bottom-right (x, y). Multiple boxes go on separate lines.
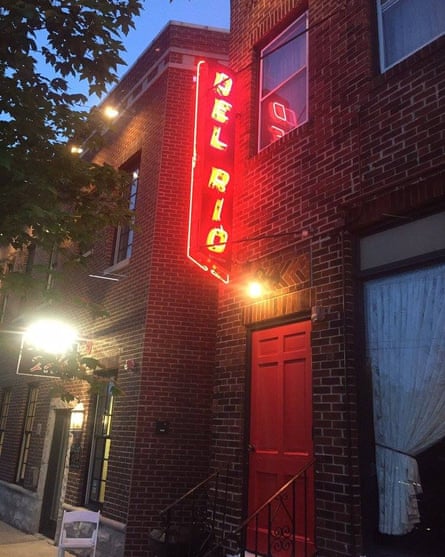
top-left (364, 263), bottom-right (445, 535)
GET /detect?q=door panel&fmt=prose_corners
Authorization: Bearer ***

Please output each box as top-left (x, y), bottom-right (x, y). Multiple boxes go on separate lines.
top-left (248, 321), bottom-right (314, 556)
top-left (40, 410), bottom-right (70, 539)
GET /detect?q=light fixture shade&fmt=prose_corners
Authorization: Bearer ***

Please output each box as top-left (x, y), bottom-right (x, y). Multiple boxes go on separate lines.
top-left (24, 319), bottom-right (78, 355)
top-left (70, 402), bottom-right (85, 430)
top-left (103, 106), bottom-right (119, 119)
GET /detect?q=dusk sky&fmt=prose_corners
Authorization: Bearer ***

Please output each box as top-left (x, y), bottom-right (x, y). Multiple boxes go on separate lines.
top-left (97, 0), bottom-right (230, 104)
top-left (124, 0), bottom-right (230, 68)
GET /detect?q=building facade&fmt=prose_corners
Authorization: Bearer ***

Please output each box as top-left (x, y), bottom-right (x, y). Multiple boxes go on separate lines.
top-left (215, 1), bottom-right (444, 556)
top-left (0, 22), bottom-right (229, 557)
top-left (0, 2), bottom-right (444, 557)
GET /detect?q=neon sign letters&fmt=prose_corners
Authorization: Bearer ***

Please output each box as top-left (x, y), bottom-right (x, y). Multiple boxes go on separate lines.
top-left (188, 60), bottom-right (235, 283)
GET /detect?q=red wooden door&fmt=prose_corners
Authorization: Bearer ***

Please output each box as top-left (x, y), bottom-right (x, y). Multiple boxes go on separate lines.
top-left (248, 321), bottom-right (315, 556)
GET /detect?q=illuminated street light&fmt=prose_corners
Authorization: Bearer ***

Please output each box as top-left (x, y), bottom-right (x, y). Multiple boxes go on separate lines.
top-left (24, 319), bottom-right (78, 355)
top-left (103, 106), bottom-right (119, 119)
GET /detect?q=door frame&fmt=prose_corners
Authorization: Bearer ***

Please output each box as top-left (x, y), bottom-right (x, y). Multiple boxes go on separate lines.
top-left (243, 315), bottom-right (314, 550)
top-left (39, 408), bottom-right (71, 538)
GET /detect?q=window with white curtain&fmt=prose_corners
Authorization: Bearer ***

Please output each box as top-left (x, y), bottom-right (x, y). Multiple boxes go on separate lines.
top-left (364, 263), bottom-right (445, 535)
top-left (377, 0), bottom-right (445, 71)
top-left (259, 13), bottom-right (308, 150)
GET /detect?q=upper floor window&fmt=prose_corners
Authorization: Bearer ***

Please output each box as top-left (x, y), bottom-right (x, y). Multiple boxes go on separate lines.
top-left (259, 12), bottom-right (308, 151)
top-left (112, 166), bottom-right (139, 266)
top-left (377, 0), bottom-right (445, 71)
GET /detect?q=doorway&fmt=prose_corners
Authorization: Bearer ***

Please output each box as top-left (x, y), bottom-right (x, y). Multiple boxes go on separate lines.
top-left (248, 321), bottom-right (314, 555)
top-left (39, 409), bottom-right (70, 539)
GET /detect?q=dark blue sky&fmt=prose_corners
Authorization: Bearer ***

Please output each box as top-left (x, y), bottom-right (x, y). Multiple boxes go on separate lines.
top-left (123, 0), bottom-right (230, 71)
top-left (37, 1), bottom-right (230, 108)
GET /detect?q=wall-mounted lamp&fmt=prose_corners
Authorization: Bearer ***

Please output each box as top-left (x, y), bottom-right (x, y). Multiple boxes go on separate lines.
top-left (24, 319), bottom-right (78, 355)
top-left (103, 105), bottom-right (119, 119)
top-left (70, 402), bottom-right (85, 431)
top-left (246, 268), bottom-right (280, 298)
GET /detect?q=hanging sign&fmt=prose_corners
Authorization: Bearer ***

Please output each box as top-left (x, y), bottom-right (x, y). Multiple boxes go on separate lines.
top-left (16, 336), bottom-right (85, 378)
top-left (187, 59), bottom-right (235, 284)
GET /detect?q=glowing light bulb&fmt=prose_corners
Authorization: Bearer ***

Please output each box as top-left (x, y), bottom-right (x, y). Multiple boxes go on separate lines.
top-left (248, 281), bottom-right (264, 298)
top-left (24, 319), bottom-right (78, 355)
top-left (103, 106), bottom-right (119, 119)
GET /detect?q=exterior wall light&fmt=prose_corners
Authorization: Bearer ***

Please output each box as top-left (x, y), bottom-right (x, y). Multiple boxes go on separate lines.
top-left (247, 280), bottom-right (264, 298)
top-left (70, 402), bottom-right (85, 431)
top-left (24, 319), bottom-right (78, 355)
top-left (246, 268), bottom-right (281, 298)
top-left (103, 106), bottom-right (119, 119)
top-left (70, 145), bottom-right (83, 154)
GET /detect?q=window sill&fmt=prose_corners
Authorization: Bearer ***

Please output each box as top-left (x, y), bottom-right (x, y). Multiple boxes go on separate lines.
top-left (103, 258), bottom-right (130, 277)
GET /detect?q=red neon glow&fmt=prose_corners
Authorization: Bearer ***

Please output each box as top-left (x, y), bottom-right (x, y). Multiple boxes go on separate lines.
top-left (187, 60), bottom-right (235, 283)
top-left (266, 98), bottom-right (297, 144)
top-left (271, 101), bottom-right (296, 126)
top-left (208, 167), bottom-right (230, 192)
top-left (212, 99), bottom-right (233, 123)
top-left (210, 125), bottom-right (229, 150)
top-left (211, 198), bottom-right (224, 221)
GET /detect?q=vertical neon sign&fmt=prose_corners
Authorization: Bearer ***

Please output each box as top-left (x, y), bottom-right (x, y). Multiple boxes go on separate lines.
top-left (188, 60), bottom-right (235, 284)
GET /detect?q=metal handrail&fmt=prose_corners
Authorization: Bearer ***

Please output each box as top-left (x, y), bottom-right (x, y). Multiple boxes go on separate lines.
top-left (160, 471), bottom-right (219, 517)
top-left (148, 470), bottom-right (222, 557)
top-left (234, 458), bottom-right (315, 536)
top-left (204, 458), bottom-right (316, 557)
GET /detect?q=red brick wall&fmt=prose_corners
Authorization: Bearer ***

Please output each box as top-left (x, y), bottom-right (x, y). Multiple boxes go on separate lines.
top-left (215, 1), bottom-right (444, 556)
top-left (76, 24), bottom-right (230, 556)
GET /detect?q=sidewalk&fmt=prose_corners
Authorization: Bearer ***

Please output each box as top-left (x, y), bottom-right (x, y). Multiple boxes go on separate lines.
top-left (0, 520), bottom-right (57, 556)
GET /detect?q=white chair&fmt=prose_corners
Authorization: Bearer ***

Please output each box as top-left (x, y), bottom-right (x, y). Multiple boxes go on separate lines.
top-left (58, 509), bottom-right (100, 557)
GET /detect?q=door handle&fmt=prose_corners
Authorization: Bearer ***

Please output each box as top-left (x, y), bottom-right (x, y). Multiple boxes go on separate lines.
top-left (248, 443), bottom-right (256, 452)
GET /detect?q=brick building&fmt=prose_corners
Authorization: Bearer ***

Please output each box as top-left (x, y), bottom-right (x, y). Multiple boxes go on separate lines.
top-left (0, 22), bottom-right (229, 557)
top-left (214, 1), bottom-right (444, 557)
top-left (0, 2), bottom-right (444, 557)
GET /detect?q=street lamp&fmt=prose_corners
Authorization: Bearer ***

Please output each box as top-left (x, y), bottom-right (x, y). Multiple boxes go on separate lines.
top-left (24, 319), bottom-right (78, 355)
top-left (16, 318), bottom-right (81, 378)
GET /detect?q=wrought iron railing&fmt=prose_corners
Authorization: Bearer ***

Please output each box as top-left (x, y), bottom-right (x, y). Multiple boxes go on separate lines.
top-left (207, 458), bottom-right (316, 557)
top-left (148, 470), bottom-right (226, 557)
top-left (147, 459), bottom-right (315, 557)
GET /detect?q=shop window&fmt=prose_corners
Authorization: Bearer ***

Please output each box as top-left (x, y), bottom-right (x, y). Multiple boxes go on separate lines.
top-left (377, 0), bottom-right (445, 71)
top-left (259, 12), bottom-right (308, 150)
top-left (16, 386), bottom-right (38, 484)
top-left (86, 383), bottom-right (114, 508)
top-left (361, 212), bottom-right (445, 551)
top-left (111, 166), bottom-right (139, 266)
top-left (0, 389), bottom-right (11, 455)
top-left (364, 263), bottom-right (445, 536)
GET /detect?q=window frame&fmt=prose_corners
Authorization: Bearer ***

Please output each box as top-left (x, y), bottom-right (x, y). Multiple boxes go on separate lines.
top-left (85, 384), bottom-right (114, 509)
top-left (16, 386), bottom-right (38, 484)
top-left (377, 0), bottom-right (445, 72)
top-left (0, 389), bottom-right (11, 455)
top-left (258, 12), bottom-right (309, 151)
top-left (111, 166), bottom-right (139, 267)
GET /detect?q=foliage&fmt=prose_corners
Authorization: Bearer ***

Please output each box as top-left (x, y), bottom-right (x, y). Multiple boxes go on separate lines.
top-left (0, 0), bottom-right (143, 254)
